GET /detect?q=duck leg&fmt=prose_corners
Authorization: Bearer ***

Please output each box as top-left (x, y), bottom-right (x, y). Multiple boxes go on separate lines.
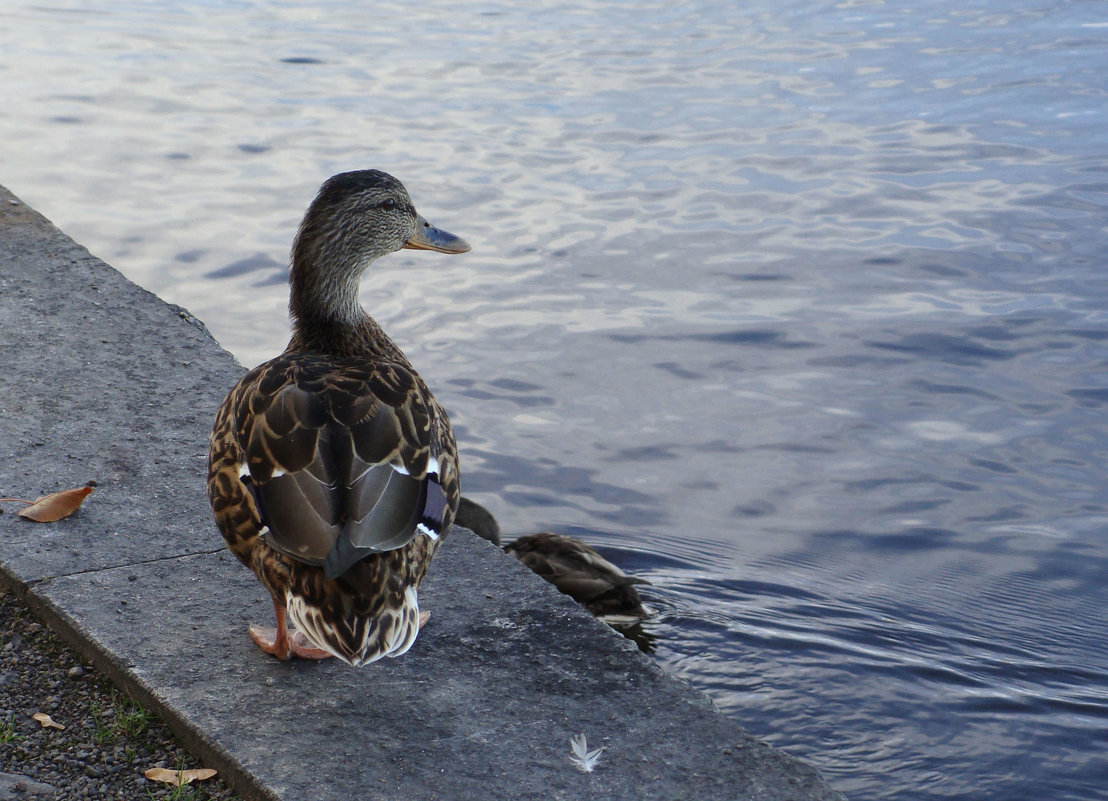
top-left (248, 598), bottom-right (334, 661)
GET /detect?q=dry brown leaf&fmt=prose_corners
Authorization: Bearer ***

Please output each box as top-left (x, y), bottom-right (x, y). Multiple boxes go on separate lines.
top-left (143, 767), bottom-right (217, 786)
top-left (16, 486), bottom-right (93, 522)
top-left (31, 712), bottom-right (64, 730)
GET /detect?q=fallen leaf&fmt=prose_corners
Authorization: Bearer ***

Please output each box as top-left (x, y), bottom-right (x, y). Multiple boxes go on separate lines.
top-left (31, 712), bottom-right (64, 730)
top-left (16, 486), bottom-right (93, 522)
top-left (144, 767), bottom-right (218, 786)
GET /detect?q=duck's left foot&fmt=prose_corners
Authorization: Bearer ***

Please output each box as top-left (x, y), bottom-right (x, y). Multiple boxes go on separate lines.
top-left (249, 599), bottom-right (335, 661)
top-left (288, 629), bottom-right (334, 660)
top-left (248, 624), bottom-right (291, 659)
top-left (418, 610), bottom-right (431, 629)
top-left (248, 624), bottom-right (334, 661)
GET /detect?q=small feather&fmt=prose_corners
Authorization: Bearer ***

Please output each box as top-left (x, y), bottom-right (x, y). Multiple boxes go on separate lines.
top-left (569, 733), bottom-right (604, 773)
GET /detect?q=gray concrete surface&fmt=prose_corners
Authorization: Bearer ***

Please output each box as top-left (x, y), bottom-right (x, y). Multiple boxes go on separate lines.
top-left (0, 184), bottom-right (846, 801)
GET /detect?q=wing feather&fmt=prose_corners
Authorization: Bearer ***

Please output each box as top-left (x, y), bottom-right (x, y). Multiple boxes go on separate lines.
top-left (234, 355), bottom-right (454, 580)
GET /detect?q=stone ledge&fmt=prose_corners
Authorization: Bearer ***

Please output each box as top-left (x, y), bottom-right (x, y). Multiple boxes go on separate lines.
top-left (0, 184), bottom-right (845, 801)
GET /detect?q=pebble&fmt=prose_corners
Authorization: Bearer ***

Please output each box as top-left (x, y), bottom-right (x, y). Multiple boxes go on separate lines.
top-left (0, 771), bottom-right (57, 799)
top-left (0, 589), bottom-right (236, 800)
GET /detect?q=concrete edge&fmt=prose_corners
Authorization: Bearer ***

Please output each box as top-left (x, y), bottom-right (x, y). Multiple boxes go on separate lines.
top-left (0, 182), bottom-right (847, 801)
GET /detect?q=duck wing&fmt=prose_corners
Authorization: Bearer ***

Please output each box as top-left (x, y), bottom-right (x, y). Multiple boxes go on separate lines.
top-left (232, 354), bottom-right (457, 580)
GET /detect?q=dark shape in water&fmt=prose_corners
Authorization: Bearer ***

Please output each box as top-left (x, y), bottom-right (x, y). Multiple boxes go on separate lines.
top-left (204, 252), bottom-right (283, 280)
top-left (456, 496), bottom-right (654, 649)
top-left (505, 533), bottom-right (652, 626)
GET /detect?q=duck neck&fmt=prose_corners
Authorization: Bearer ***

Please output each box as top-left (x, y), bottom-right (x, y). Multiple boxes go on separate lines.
top-left (287, 255), bottom-right (406, 362)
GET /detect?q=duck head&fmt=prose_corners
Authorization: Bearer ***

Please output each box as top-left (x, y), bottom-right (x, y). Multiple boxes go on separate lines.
top-left (289, 170), bottom-right (469, 326)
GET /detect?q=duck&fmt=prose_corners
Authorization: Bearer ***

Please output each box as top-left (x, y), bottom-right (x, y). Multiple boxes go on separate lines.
top-left (207, 170), bottom-right (468, 666)
top-left (453, 497), bottom-right (651, 626)
top-left (454, 495), bottom-right (501, 546)
top-left (505, 533), bottom-right (651, 626)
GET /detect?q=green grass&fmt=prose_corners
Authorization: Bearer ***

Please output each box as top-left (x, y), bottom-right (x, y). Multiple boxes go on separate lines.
top-left (88, 691), bottom-right (153, 745)
top-left (0, 712), bottom-right (19, 744)
top-left (88, 698), bottom-right (114, 745)
top-left (112, 692), bottom-right (152, 738)
top-left (84, 693), bottom-right (236, 800)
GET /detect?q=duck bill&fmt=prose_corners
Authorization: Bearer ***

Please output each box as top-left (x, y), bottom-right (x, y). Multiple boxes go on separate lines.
top-left (403, 215), bottom-right (471, 254)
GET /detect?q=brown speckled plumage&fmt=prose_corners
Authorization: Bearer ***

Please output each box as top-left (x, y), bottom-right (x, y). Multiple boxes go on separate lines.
top-left (504, 533), bottom-right (651, 625)
top-left (208, 170), bottom-right (468, 666)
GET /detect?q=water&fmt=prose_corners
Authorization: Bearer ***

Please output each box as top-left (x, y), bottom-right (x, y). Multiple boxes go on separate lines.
top-left (3, 2), bottom-right (1107, 798)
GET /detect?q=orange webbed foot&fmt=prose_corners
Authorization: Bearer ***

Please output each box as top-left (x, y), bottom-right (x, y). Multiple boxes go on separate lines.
top-left (248, 624), bottom-right (334, 661)
top-left (249, 624), bottom-right (290, 659)
top-left (288, 629), bottom-right (334, 660)
top-left (249, 599), bottom-right (335, 661)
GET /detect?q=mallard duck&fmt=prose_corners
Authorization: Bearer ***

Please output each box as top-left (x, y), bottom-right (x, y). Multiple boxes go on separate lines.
top-left (454, 497), bottom-right (650, 624)
top-left (454, 495), bottom-right (502, 546)
top-left (208, 170), bottom-right (468, 666)
top-left (505, 533), bottom-right (651, 626)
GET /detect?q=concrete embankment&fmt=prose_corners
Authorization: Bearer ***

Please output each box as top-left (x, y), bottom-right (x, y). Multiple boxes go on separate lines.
top-left (0, 184), bottom-right (846, 801)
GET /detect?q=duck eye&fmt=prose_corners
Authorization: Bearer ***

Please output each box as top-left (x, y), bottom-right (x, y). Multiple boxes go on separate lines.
top-left (380, 198), bottom-right (397, 210)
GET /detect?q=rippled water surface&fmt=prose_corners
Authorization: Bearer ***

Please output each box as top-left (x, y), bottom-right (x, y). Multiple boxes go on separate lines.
top-left (4, 2), bottom-right (1108, 798)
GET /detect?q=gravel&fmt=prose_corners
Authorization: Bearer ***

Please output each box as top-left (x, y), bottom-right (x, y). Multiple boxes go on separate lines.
top-left (0, 588), bottom-right (238, 800)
